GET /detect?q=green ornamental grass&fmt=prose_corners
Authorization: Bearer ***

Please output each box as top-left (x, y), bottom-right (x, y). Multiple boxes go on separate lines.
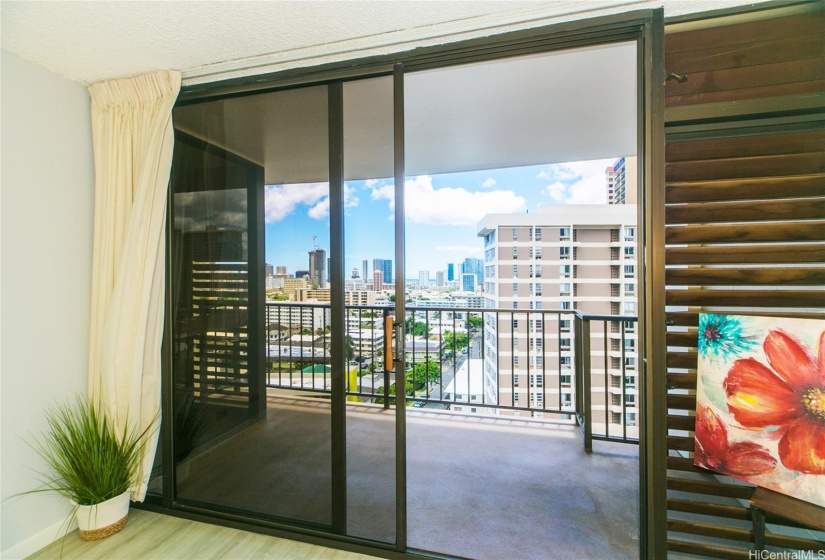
top-left (29, 396), bottom-right (154, 506)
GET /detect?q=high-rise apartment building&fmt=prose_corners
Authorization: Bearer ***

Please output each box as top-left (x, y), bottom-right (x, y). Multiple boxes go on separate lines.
top-left (605, 156), bottom-right (638, 205)
top-left (463, 257), bottom-right (483, 287)
top-left (308, 249), bottom-right (326, 289)
top-left (265, 263), bottom-right (274, 276)
top-left (275, 265), bottom-right (288, 276)
top-left (436, 270), bottom-right (445, 286)
top-left (447, 263), bottom-right (455, 281)
top-left (372, 270), bottom-right (384, 291)
top-left (477, 204), bottom-right (638, 435)
top-left (373, 258), bottom-right (393, 284)
top-left (461, 273), bottom-right (476, 292)
top-left (362, 260), bottom-right (368, 282)
top-left (418, 270), bottom-right (429, 288)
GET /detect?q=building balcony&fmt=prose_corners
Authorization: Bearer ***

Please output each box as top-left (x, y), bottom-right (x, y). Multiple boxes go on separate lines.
top-left (161, 302), bottom-right (641, 558)
top-left (165, 393), bottom-right (639, 560)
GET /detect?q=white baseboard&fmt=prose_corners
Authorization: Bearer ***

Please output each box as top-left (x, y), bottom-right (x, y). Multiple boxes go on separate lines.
top-left (1, 516), bottom-right (77, 560)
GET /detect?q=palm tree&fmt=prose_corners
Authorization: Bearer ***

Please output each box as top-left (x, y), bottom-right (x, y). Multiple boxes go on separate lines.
top-left (345, 335), bottom-right (355, 363)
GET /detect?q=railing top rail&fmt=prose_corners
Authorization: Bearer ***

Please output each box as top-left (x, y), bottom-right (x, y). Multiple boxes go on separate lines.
top-left (265, 301), bottom-right (583, 315)
top-left (577, 313), bottom-right (638, 323)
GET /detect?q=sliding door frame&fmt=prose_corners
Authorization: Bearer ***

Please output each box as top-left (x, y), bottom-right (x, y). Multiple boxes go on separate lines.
top-left (152, 10), bottom-right (667, 559)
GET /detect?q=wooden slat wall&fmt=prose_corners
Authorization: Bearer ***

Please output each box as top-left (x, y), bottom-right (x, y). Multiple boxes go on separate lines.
top-left (664, 9), bottom-right (825, 558)
top-left (665, 11), bottom-right (824, 107)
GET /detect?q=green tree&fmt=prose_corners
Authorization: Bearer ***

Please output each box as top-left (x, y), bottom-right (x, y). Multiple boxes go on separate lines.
top-left (466, 316), bottom-right (483, 330)
top-left (444, 331), bottom-right (469, 351)
top-left (373, 381), bottom-right (415, 406)
top-left (405, 318), bottom-right (429, 338)
top-left (408, 360), bottom-right (440, 391)
top-left (345, 335), bottom-right (355, 363)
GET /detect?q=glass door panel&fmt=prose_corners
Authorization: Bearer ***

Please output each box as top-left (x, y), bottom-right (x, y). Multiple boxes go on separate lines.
top-left (170, 85), bottom-right (333, 528)
top-left (342, 75), bottom-right (397, 544)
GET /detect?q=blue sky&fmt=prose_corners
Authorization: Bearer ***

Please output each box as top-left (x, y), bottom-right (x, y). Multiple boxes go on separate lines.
top-left (265, 157), bottom-right (617, 279)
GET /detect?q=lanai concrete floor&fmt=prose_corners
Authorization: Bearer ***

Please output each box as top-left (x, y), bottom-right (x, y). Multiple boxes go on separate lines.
top-left (173, 393), bottom-right (639, 560)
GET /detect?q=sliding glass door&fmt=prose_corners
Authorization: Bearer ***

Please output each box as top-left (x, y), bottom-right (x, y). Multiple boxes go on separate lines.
top-left (158, 9), bottom-right (664, 558)
top-left (164, 75), bottom-right (404, 545)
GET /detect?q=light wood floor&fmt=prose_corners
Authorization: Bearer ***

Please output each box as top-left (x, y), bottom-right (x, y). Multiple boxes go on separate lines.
top-left (27, 509), bottom-right (380, 560)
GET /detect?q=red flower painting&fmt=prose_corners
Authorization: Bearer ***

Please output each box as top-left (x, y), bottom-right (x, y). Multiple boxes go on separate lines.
top-left (694, 405), bottom-right (776, 476)
top-left (724, 329), bottom-right (825, 475)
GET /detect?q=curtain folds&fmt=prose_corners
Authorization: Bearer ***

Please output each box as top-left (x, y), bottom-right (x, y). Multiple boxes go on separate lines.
top-left (87, 70), bottom-right (181, 501)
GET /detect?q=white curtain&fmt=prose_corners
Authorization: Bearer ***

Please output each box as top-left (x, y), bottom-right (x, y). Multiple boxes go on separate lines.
top-left (87, 70), bottom-right (181, 501)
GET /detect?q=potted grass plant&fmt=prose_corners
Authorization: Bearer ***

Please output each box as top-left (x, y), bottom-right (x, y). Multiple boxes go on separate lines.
top-left (26, 396), bottom-right (155, 540)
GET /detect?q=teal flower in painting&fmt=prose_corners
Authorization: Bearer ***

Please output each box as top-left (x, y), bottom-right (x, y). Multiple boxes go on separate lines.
top-left (699, 314), bottom-right (757, 360)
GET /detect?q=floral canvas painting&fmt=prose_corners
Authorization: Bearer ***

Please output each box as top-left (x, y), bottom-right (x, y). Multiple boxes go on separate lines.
top-left (695, 314), bottom-right (825, 508)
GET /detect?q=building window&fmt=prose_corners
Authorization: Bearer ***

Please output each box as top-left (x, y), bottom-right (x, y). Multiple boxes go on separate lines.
top-left (535, 247), bottom-right (542, 259)
top-left (513, 357), bottom-right (519, 367)
top-left (513, 282), bottom-right (518, 294)
top-left (559, 247), bottom-right (569, 260)
top-left (560, 301), bottom-right (571, 310)
top-left (535, 228), bottom-right (542, 241)
top-left (513, 247), bottom-right (518, 257)
top-left (560, 283), bottom-right (571, 296)
top-left (624, 227), bottom-right (635, 241)
top-left (560, 265), bottom-right (571, 278)
top-left (512, 264), bottom-right (518, 277)
top-left (624, 264), bottom-right (635, 277)
top-left (531, 374), bottom-right (543, 387)
top-left (535, 319), bottom-right (543, 333)
top-left (512, 319), bottom-right (519, 329)
top-left (512, 227), bottom-right (518, 240)
top-left (560, 356), bottom-right (571, 366)
top-left (624, 301), bottom-right (635, 314)
top-left (559, 227), bottom-right (570, 240)
top-left (514, 392), bottom-right (519, 404)
top-left (535, 302), bottom-right (542, 310)
top-left (625, 283), bottom-right (635, 295)
top-left (513, 301), bottom-right (518, 309)
top-left (535, 265), bottom-right (542, 278)
top-left (535, 282), bottom-right (542, 296)
top-left (624, 246), bottom-right (635, 258)
top-left (560, 337), bottom-right (571, 349)
top-left (560, 320), bottom-right (570, 332)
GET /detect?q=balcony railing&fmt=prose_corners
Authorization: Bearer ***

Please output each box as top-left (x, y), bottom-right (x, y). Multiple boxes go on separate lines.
top-left (265, 301), bottom-right (638, 448)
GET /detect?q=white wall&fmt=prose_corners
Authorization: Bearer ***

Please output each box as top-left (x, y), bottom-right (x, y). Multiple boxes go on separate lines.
top-left (1, 50), bottom-right (94, 558)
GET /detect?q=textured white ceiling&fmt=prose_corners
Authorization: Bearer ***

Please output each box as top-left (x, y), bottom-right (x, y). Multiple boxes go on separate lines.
top-left (0, 1), bottom-right (560, 84)
top-left (1, 0), bottom-right (774, 86)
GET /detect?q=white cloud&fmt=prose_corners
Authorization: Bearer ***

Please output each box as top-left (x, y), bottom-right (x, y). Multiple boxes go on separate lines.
top-left (370, 175), bottom-right (526, 226)
top-left (482, 178), bottom-right (497, 188)
top-left (536, 159), bottom-right (613, 205)
top-left (564, 173), bottom-right (608, 204)
top-left (434, 245), bottom-right (483, 254)
top-left (265, 182), bottom-right (358, 223)
top-left (543, 181), bottom-right (567, 202)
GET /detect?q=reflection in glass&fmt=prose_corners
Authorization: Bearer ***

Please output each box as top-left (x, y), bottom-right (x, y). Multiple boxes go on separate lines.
top-left (168, 86), bottom-right (332, 527)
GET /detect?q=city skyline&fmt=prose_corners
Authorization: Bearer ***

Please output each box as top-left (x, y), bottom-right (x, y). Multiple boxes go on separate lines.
top-left (264, 157), bottom-right (619, 276)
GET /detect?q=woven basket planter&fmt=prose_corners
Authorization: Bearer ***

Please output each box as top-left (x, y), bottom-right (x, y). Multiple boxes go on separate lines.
top-left (73, 491), bottom-right (130, 541)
